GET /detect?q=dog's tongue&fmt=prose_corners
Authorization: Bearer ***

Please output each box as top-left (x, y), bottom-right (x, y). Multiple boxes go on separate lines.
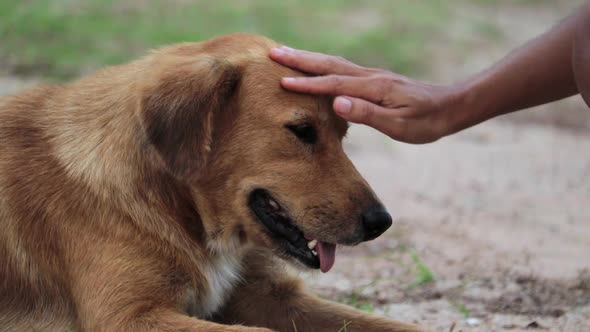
top-left (316, 241), bottom-right (336, 273)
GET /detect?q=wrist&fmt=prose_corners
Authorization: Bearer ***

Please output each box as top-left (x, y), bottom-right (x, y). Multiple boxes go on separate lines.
top-left (435, 82), bottom-right (474, 138)
top-left (439, 77), bottom-right (497, 137)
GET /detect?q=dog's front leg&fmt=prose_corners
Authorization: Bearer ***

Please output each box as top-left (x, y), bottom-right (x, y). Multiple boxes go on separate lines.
top-left (87, 308), bottom-right (274, 332)
top-left (69, 243), bottom-right (272, 332)
top-left (216, 251), bottom-right (425, 332)
top-left (220, 284), bottom-right (423, 332)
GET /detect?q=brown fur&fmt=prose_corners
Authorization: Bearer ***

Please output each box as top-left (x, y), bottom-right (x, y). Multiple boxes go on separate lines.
top-left (0, 33), bottom-right (425, 332)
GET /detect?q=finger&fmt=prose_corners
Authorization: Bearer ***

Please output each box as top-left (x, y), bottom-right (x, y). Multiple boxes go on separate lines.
top-left (333, 96), bottom-right (407, 138)
top-left (270, 46), bottom-right (366, 76)
top-left (281, 75), bottom-right (384, 103)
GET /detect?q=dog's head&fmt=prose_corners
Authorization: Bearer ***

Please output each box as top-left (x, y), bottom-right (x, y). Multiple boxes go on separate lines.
top-left (138, 34), bottom-right (392, 273)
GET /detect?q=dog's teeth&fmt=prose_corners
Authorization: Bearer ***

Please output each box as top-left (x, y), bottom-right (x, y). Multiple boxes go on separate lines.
top-left (311, 250), bottom-right (318, 256)
top-left (268, 199), bottom-right (279, 210)
top-left (307, 239), bottom-right (318, 250)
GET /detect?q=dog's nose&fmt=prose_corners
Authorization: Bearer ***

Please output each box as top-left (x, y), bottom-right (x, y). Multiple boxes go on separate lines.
top-left (361, 207), bottom-right (392, 241)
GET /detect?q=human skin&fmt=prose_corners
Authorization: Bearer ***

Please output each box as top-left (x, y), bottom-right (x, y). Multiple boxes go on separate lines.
top-left (270, 3), bottom-right (590, 144)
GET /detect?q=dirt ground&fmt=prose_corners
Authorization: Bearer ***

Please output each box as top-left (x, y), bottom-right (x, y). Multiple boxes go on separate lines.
top-left (1, 3), bottom-right (589, 332)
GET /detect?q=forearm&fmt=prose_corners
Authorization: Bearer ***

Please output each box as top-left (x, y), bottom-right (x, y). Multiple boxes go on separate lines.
top-left (449, 8), bottom-right (583, 134)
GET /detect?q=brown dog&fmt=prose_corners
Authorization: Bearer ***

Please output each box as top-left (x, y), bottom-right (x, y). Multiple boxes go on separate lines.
top-left (0, 34), bottom-right (424, 332)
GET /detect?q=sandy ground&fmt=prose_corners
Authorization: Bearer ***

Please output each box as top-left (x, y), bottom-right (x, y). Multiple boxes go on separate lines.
top-left (1, 3), bottom-right (589, 331)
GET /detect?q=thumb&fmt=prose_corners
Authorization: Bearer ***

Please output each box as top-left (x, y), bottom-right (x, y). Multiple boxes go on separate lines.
top-left (333, 96), bottom-right (392, 128)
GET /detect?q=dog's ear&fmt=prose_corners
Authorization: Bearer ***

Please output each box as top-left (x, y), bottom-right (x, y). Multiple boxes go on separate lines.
top-left (138, 56), bottom-right (241, 179)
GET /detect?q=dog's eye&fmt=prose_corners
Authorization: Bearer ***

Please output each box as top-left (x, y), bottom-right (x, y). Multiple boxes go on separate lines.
top-left (286, 124), bottom-right (317, 144)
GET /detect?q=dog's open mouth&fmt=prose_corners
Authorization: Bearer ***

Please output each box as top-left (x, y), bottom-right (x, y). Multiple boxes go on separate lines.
top-left (248, 189), bottom-right (337, 273)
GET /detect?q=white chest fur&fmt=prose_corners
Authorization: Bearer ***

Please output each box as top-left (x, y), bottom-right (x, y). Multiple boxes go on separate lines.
top-left (187, 253), bottom-right (243, 318)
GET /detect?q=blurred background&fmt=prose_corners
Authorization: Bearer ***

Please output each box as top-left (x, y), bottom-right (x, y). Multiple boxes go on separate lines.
top-left (1, 1), bottom-right (589, 331)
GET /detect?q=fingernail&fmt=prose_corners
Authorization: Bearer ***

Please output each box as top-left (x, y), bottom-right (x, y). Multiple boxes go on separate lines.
top-left (282, 77), bottom-right (297, 83)
top-left (334, 97), bottom-right (352, 114)
top-left (271, 47), bottom-right (286, 56)
top-left (280, 46), bottom-right (295, 53)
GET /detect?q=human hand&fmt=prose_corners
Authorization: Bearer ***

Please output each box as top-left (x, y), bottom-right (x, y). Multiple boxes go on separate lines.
top-left (270, 46), bottom-right (465, 144)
